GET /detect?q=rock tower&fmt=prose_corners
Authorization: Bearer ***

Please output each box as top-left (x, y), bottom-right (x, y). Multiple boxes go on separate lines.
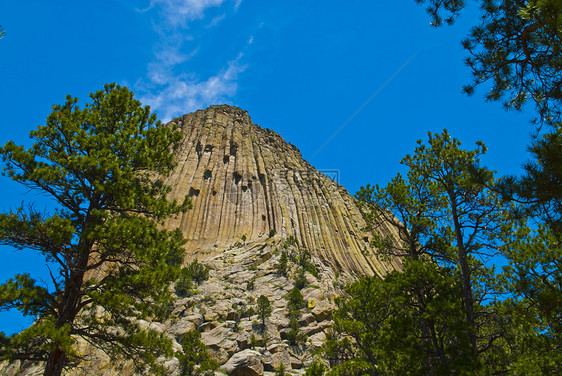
top-left (164, 105), bottom-right (399, 276)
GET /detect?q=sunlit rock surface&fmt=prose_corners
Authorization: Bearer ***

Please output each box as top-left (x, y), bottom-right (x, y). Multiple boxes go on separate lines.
top-left (165, 105), bottom-right (400, 276)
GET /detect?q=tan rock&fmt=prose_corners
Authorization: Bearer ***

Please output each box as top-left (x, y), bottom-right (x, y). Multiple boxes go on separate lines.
top-left (221, 349), bottom-right (264, 376)
top-left (170, 320), bottom-right (196, 337)
top-left (311, 300), bottom-right (333, 322)
top-left (164, 105), bottom-right (402, 277)
top-left (298, 313), bottom-right (316, 327)
top-left (308, 332), bottom-right (327, 348)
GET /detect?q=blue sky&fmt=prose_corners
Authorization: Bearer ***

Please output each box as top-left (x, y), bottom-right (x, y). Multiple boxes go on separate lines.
top-left (0, 1), bottom-right (533, 334)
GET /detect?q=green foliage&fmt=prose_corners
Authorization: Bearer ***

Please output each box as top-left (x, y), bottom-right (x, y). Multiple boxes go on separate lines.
top-left (269, 228), bottom-right (276, 238)
top-left (247, 277), bottom-right (255, 291)
top-left (185, 259), bottom-right (209, 284)
top-left (322, 329), bottom-right (355, 370)
top-left (175, 268), bottom-right (194, 297)
top-left (285, 287), bottom-right (307, 346)
top-left (289, 248), bottom-right (318, 289)
top-left (250, 333), bottom-right (260, 349)
top-left (294, 268), bottom-right (308, 290)
top-left (305, 360), bottom-right (326, 376)
top-left (409, 3), bottom-right (562, 371)
top-left (513, 128), bottom-right (562, 232)
top-left (276, 250), bottom-right (288, 276)
top-left (274, 364), bottom-right (286, 376)
top-left (414, 0), bottom-right (464, 26)
top-left (497, 224), bottom-right (562, 374)
top-left (284, 235), bottom-right (297, 248)
top-left (415, 0), bottom-right (562, 125)
top-left (286, 287), bottom-right (305, 314)
top-left (286, 316), bottom-right (307, 347)
top-left (0, 84), bottom-right (188, 375)
top-left (295, 249), bottom-right (318, 277)
top-left (232, 307), bottom-right (245, 331)
top-left (256, 295), bottom-right (272, 329)
top-left (325, 261), bottom-right (478, 375)
top-left (349, 128), bottom-right (561, 374)
top-left (352, 131), bottom-right (516, 374)
top-left (178, 330), bottom-right (218, 376)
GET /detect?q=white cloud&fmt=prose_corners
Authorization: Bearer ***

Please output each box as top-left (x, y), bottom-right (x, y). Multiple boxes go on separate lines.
top-left (148, 0), bottom-right (227, 26)
top-left (135, 0), bottom-right (249, 122)
top-left (137, 53), bottom-right (247, 122)
top-left (206, 13), bottom-right (226, 28)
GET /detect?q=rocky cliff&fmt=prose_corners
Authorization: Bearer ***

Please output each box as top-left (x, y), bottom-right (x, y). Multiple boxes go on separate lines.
top-left (165, 105), bottom-right (399, 276)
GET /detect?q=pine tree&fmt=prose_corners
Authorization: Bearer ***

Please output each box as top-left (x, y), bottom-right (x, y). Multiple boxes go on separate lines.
top-left (257, 295), bottom-right (272, 330)
top-left (0, 84), bottom-right (190, 376)
top-left (276, 250), bottom-right (288, 276)
top-left (415, 0), bottom-right (562, 125)
top-left (350, 130), bottom-right (513, 374)
top-left (412, 2), bottom-right (562, 371)
top-left (178, 330), bottom-right (218, 376)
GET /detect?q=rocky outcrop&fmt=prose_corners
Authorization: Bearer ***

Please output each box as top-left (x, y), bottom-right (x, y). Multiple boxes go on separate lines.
top-left (164, 105), bottom-right (400, 276)
top-left (169, 238), bottom-right (345, 375)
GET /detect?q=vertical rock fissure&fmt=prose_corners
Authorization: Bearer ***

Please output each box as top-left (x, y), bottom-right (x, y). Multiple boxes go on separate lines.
top-left (164, 105), bottom-right (397, 275)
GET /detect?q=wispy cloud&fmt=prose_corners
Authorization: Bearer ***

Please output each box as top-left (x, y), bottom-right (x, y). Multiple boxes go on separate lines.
top-left (147, 0), bottom-right (227, 26)
top-left (135, 0), bottom-right (249, 122)
top-left (206, 13), bottom-right (226, 28)
top-left (137, 53), bottom-right (247, 122)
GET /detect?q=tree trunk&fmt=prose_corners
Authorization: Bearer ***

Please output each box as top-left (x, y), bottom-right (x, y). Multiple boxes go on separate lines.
top-left (43, 349), bottom-right (66, 376)
top-left (450, 197), bottom-right (478, 354)
top-left (43, 238), bottom-right (93, 376)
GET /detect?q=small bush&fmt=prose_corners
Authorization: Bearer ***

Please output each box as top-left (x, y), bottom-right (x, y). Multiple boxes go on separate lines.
top-left (284, 235), bottom-right (297, 248)
top-left (297, 249), bottom-right (318, 277)
top-left (305, 360), bottom-right (326, 376)
top-left (287, 287), bottom-right (306, 313)
top-left (247, 277), bottom-right (256, 291)
top-left (276, 250), bottom-right (288, 276)
top-left (275, 364), bottom-right (286, 376)
top-left (178, 330), bottom-right (219, 376)
top-left (294, 268), bottom-right (307, 290)
top-left (175, 268), bottom-right (194, 297)
top-left (186, 259), bottom-right (209, 284)
top-left (287, 316), bottom-right (307, 346)
top-left (257, 295), bottom-right (272, 330)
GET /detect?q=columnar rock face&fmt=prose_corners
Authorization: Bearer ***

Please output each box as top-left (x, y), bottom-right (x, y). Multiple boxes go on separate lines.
top-left (164, 105), bottom-right (400, 276)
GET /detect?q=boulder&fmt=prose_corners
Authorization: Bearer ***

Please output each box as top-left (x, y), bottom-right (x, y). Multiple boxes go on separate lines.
top-left (170, 320), bottom-right (196, 337)
top-left (201, 325), bottom-right (231, 347)
top-left (298, 313), bottom-right (316, 326)
top-left (308, 332), bottom-right (327, 348)
top-left (221, 349), bottom-right (264, 376)
top-left (311, 300), bottom-right (333, 322)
